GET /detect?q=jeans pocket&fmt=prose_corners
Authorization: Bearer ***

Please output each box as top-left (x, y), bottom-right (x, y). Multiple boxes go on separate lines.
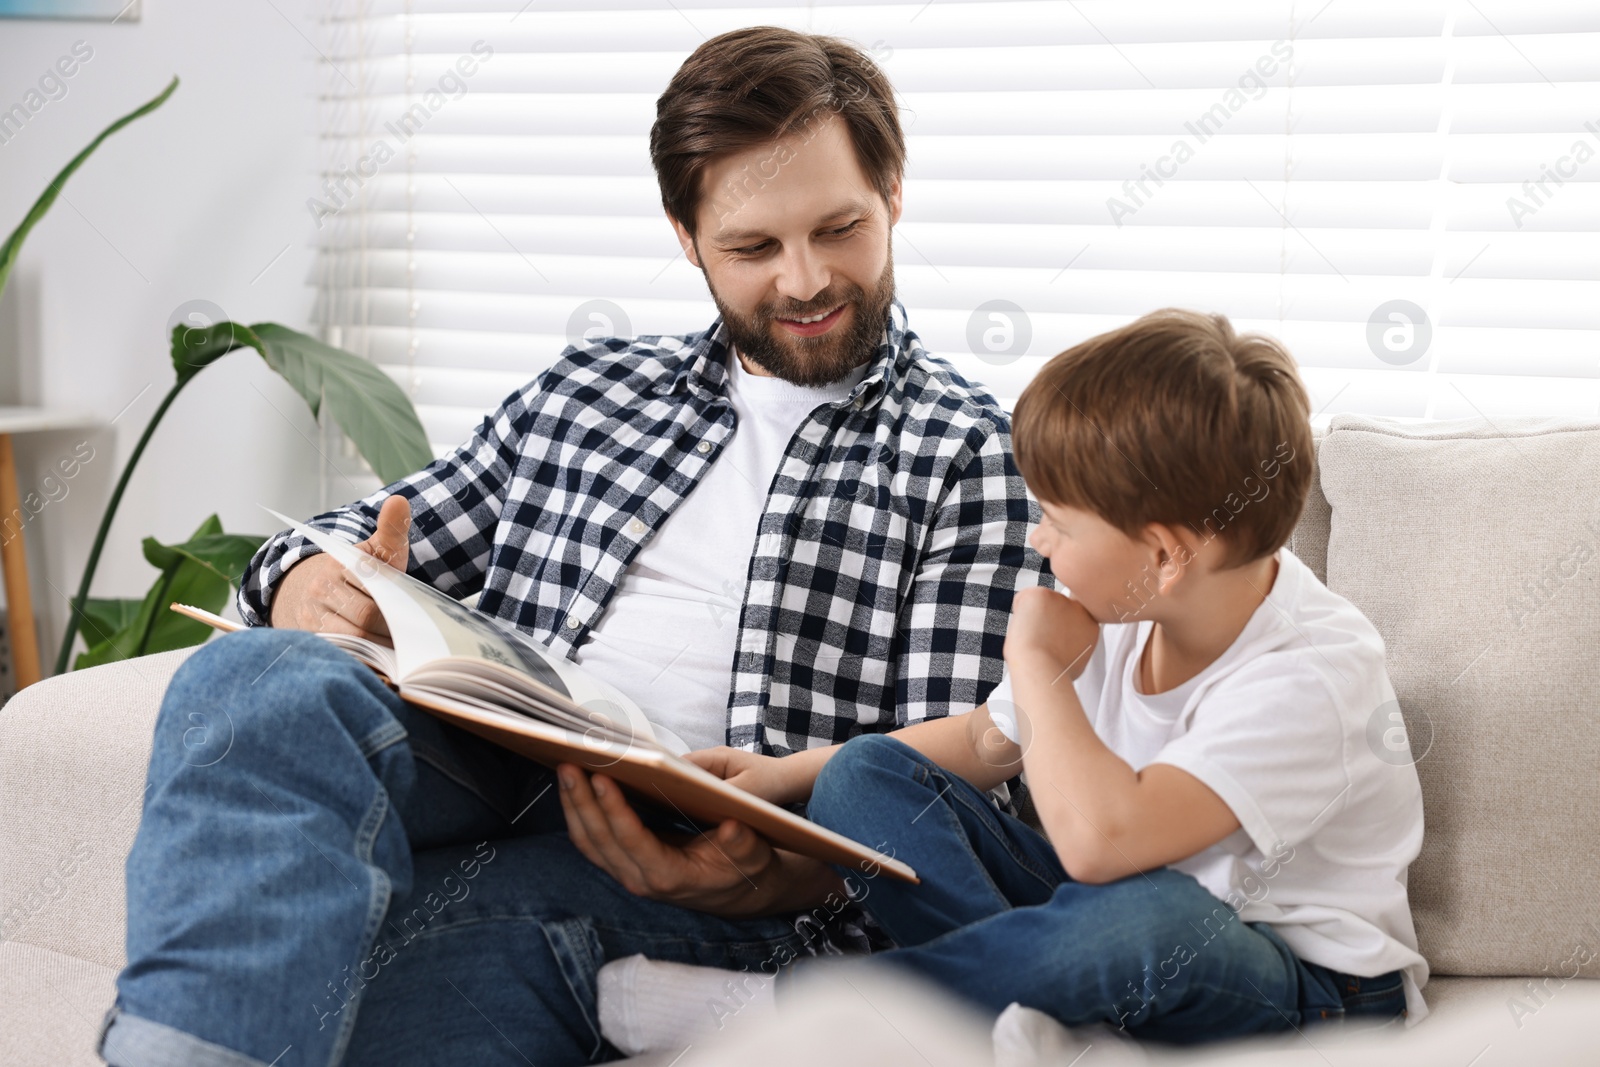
top-left (540, 916), bottom-right (608, 1061)
top-left (1339, 970), bottom-right (1407, 1020)
top-left (1304, 967), bottom-right (1407, 1029)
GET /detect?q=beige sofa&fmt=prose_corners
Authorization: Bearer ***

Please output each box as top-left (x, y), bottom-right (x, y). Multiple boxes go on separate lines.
top-left (3, 414), bottom-right (1598, 1066)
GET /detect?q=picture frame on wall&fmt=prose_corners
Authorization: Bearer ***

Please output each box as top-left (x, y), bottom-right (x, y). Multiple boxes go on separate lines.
top-left (0, 0), bottom-right (139, 19)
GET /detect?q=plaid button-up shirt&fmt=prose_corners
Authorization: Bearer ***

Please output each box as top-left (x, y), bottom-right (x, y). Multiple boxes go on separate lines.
top-left (239, 299), bottom-right (1052, 757)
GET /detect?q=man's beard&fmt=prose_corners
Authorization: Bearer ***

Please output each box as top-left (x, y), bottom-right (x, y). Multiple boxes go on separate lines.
top-left (703, 252), bottom-right (896, 389)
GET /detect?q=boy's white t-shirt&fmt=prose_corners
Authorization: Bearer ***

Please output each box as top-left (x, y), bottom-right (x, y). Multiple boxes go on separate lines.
top-left (986, 548), bottom-right (1431, 1024)
top-left (573, 348), bottom-right (867, 755)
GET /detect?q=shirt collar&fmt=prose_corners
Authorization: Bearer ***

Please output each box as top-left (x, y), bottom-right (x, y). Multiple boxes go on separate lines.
top-left (670, 297), bottom-right (909, 412)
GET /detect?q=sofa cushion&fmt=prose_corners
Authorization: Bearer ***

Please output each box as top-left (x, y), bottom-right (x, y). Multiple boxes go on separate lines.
top-left (0, 940), bottom-right (118, 1067)
top-left (1317, 415), bottom-right (1600, 977)
top-left (0, 647), bottom-right (197, 969)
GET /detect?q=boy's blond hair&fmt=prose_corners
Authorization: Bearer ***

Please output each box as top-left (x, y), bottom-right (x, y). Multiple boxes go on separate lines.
top-left (1012, 309), bottom-right (1313, 569)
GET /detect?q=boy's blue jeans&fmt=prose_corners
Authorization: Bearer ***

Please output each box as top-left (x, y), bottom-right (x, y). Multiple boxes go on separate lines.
top-left (99, 627), bottom-right (815, 1067)
top-left (803, 733), bottom-right (1408, 1044)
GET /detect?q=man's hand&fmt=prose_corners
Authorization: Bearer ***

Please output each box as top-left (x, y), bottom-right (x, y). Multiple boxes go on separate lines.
top-left (1004, 586), bottom-right (1100, 681)
top-left (555, 763), bottom-right (841, 917)
top-left (268, 495), bottom-right (412, 643)
top-left (686, 746), bottom-right (809, 806)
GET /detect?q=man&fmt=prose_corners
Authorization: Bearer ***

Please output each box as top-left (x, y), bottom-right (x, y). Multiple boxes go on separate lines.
top-left (100, 25), bottom-right (1049, 1067)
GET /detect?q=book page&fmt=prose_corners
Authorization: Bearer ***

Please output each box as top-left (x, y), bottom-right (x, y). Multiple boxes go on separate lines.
top-left (263, 506), bottom-right (656, 745)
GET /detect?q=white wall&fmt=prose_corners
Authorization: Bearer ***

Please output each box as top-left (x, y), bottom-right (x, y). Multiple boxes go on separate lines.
top-left (0, 0), bottom-right (325, 674)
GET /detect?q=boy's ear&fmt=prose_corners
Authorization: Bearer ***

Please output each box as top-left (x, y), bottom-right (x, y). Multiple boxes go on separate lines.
top-left (1146, 523), bottom-right (1200, 595)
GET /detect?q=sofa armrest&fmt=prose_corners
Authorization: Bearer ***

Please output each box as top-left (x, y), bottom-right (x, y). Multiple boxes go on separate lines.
top-left (0, 645), bottom-right (198, 970)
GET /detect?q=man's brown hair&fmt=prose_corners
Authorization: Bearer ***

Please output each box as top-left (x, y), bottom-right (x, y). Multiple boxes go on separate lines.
top-left (1012, 309), bottom-right (1314, 569)
top-left (649, 26), bottom-right (905, 237)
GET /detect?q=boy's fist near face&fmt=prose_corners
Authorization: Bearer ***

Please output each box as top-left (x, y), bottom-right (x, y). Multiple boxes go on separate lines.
top-left (1004, 587), bottom-right (1100, 681)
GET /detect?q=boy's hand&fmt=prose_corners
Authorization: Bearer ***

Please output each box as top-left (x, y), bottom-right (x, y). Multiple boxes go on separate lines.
top-left (686, 746), bottom-right (807, 806)
top-left (1004, 587), bottom-right (1100, 681)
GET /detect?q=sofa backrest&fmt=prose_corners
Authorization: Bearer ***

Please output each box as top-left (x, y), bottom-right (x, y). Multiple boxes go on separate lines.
top-left (1303, 414), bottom-right (1600, 979)
top-left (1286, 425), bottom-right (1331, 583)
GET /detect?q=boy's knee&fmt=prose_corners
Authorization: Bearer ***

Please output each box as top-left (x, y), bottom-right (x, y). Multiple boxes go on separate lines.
top-left (1058, 868), bottom-right (1217, 927)
top-left (813, 732), bottom-right (907, 789)
top-left (1052, 870), bottom-right (1241, 995)
top-left (808, 733), bottom-right (930, 831)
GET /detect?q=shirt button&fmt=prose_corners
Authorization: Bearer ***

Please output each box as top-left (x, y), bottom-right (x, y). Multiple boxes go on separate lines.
top-left (696, 440), bottom-right (712, 454)
top-left (565, 614), bottom-right (581, 629)
top-left (628, 518), bottom-right (646, 535)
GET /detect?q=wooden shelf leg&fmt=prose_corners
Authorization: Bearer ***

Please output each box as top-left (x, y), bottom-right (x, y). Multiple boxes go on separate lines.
top-left (0, 433), bottom-right (42, 689)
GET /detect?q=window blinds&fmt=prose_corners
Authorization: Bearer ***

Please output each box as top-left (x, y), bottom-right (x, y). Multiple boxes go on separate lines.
top-left (312, 0), bottom-right (1600, 477)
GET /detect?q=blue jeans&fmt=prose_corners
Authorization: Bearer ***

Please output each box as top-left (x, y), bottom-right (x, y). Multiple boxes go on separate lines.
top-left (802, 734), bottom-right (1407, 1044)
top-left (100, 627), bottom-right (815, 1067)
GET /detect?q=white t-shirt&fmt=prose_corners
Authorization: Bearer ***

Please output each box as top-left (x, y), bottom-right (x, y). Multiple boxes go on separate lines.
top-left (986, 548), bottom-right (1431, 1024)
top-left (573, 348), bottom-right (867, 755)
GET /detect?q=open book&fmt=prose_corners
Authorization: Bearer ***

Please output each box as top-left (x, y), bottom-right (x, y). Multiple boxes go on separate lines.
top-left (170, 507), bottom-right (916, 884)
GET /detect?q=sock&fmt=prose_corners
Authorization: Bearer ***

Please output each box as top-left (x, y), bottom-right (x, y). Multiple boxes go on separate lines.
top-left (597, 954), bottom-right (776, 1055)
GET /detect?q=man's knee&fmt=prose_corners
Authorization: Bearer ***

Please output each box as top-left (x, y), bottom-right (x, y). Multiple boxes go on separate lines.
top-left (157, 627), bottom-right (390, 752)
top-left (174, 625), bottom-right (325, 681)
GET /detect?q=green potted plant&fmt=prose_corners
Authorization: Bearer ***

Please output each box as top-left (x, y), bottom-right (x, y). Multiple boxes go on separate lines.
top-left (0, 76), bottom-right (433, 675)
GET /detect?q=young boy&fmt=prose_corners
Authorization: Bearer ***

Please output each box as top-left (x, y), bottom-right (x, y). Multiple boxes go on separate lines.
top-left (595, 308), bottom-right (1429, 1051)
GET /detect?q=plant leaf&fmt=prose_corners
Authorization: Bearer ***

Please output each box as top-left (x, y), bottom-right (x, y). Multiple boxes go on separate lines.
top-left (163, 318), bottom-right (432, 484)
top-left (249, 322), bottom-right (433, 482)
top-left (0, 76), bottom-right (179, 304)
top-left (74, 556), bottom-right (230, 669)
top-left (143, 513), bottom-right (224, 570)
top-left (77, 515), bottom-right (235, 670)
top-left (245, 321), bottom-right (325, 417)
top-left (140, 517), bottom-right (266, 586)
top-left (167, 532), bottom-right (270, 587)
top-left (75, 625), bottom-right (138, 671)
top-left (132, 555), bottom-right (232, 657)
top-left (78, 597), bottom-right (143, 646)
top-left (169, 320), bottom-right (260, 385)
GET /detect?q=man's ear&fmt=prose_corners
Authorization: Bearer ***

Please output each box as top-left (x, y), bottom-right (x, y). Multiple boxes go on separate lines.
top-left (886, 175), bottom-right (903, 228)
top-left (669, 215), bottom-right (702, 268)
